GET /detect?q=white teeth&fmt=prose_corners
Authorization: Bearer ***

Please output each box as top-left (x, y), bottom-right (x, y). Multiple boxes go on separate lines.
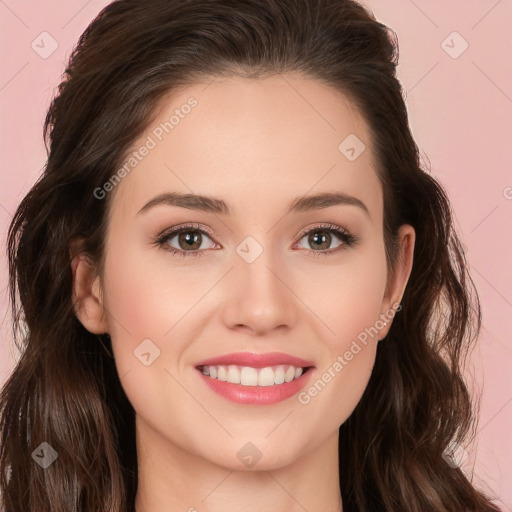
top-left (274, 365), bottom-right (285, 384)
top-left (200, 364), bottom-right (307, 386)
top-left (284, 365), bottom-right (295, 382)
top-left (240, 366), bottom-right (258, 386)
top-left (258, 367), bottom-right (275, 386)
top-left (227, 366), bottom-right (240, 384)
top-left (217, 365), bottom-right (227, 381)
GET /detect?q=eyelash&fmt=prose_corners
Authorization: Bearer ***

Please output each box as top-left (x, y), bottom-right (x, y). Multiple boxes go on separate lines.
top-left (154, 222), bottom-right (360, 259)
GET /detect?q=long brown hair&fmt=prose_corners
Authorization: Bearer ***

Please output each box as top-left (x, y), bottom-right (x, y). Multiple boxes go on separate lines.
top-left (0, 0), bottom-right (503, 510)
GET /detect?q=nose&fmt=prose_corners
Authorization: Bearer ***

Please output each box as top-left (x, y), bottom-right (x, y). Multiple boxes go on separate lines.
top-left (220, 249), bottom-right (298, 336)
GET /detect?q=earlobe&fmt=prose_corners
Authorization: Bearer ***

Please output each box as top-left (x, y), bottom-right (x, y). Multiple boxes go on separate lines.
top-left (378, 224), bottom-right (415, 340)
top-left (70, 242), bottom-right (109, 335)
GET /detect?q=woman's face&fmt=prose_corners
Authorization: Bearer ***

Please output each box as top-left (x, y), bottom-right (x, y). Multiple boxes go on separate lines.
top-left (80, 75), bottom-right (414, 471)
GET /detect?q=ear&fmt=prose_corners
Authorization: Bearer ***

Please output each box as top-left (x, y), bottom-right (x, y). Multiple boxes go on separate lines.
top-left (70, 238), bottom-right (109, 334)
top-left (378, 224), bottom-right (415, 340)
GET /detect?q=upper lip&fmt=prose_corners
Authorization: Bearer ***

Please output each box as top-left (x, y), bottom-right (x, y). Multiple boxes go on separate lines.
top-left (195, 351), bottom-right (315, 369)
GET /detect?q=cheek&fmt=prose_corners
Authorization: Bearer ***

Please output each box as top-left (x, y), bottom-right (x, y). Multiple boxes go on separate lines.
top-left (99, 245), bottom-right (197, 430)
top-left (293, 244), bottom-right (387, 423)
top-left (293, 242), bottom-right (388, 350)
top-left (101, 241), bottom-right (200, 341)
top-left (100, 241), bottom-right (214, 387)
top-left (99, 242), bottom-right (179, 385)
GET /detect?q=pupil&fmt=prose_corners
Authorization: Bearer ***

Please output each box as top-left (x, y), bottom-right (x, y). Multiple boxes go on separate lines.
top-left (311, 230), bottom-right (330, 249)
top-left (181, 231), bottom-right (200, 249)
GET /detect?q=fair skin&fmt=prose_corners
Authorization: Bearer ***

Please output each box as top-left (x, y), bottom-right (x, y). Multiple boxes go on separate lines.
top-left (71, 74), bottom-right (415, 512)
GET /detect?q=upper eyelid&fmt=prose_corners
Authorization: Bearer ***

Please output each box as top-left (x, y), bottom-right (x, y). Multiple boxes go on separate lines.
top-left (156, 223), bottom-right (218, 243)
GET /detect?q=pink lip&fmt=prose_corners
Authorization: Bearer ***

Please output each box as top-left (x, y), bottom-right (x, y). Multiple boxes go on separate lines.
top-left (195, 351), bottom-right (315, 369)
top-left (196, 367), bottom-right (315, 405)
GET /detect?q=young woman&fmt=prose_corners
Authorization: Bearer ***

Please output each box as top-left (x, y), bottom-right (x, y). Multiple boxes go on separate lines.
top-left (0, 0), bottom-right (503, 510)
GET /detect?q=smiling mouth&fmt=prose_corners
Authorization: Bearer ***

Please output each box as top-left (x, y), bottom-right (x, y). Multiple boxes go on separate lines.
top-left (196, 364), bottom-right (313, 387)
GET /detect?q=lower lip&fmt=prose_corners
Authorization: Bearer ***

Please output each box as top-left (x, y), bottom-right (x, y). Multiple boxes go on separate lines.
top-left (196, 368), bottom-right (314, 405)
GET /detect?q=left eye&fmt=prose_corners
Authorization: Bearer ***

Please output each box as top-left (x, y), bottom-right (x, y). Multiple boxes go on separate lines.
top-left (156, 224), bottom-right (217, 258)
top-left (155, 223), bottom-right (358, 258)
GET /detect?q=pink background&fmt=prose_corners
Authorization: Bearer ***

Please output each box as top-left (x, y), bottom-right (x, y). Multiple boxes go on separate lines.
top-left (0, 0), bottom-right (510, 508)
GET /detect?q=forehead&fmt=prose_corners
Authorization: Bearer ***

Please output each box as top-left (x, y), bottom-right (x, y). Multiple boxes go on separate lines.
top-left (109, 75), bottom-right (382, 224)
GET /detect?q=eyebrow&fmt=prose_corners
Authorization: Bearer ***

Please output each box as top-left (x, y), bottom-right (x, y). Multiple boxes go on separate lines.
top-left (137, 191), bottom-right (370, 218)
